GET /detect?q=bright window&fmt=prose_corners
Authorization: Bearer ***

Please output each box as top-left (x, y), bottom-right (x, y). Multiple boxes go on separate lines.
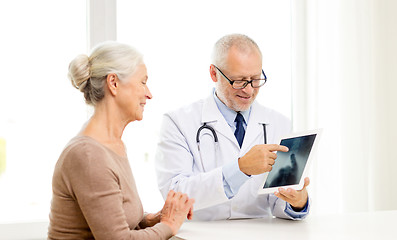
top-left (117, 0), bottom-right (292, 212)
top-left (0, 0), bottom-right (87, 222)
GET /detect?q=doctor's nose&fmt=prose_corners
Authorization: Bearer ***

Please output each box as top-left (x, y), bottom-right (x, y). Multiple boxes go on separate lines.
top-left (241, 82), bottom-right (255, 94)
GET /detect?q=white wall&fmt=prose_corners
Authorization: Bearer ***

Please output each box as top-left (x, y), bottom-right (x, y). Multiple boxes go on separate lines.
top-left (87, 0), bottom-right (116, 48)
top-left (370, 0), bottom-right (397, 210)
top-left (292, 0), bottom-right (397, 213)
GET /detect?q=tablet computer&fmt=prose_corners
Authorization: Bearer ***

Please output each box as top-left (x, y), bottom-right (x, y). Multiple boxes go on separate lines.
top-left (258, 129), bottom-right (322, 195)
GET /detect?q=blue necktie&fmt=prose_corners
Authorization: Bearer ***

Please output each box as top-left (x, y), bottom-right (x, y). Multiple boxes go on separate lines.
top-left (234, 113), bottom-right (245, 147)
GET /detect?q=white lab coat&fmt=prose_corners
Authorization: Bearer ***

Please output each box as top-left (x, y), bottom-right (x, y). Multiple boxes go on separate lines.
top-left (155, 93), bottom-right (298, 220)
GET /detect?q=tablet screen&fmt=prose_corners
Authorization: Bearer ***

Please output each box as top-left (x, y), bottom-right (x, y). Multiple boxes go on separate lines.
top-left (263, 134), bottom-right (317, 189)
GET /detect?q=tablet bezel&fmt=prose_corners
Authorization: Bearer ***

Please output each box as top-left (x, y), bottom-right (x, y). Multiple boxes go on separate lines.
top-left (258, 129), bottom-right (322, 195)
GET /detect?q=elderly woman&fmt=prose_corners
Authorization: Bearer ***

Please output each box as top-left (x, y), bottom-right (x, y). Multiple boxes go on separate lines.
top-left (48, 41), bottom-right (194, 239)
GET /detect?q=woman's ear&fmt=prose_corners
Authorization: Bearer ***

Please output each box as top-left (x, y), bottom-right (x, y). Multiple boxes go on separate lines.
top-left (107, 73), bottom-right (119, 96)
top-left (209, 64), bottom-right (218, 83)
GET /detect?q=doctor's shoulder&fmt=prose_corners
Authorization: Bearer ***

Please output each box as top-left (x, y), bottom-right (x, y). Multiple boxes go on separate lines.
top-left (256, 103), bottom-right (292, 132)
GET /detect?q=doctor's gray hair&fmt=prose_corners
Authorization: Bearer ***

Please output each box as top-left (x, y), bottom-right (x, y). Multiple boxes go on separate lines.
top-left (211, 34), bottom-right (262, 70)
top-left (68, 41), bottom-right (143, 105)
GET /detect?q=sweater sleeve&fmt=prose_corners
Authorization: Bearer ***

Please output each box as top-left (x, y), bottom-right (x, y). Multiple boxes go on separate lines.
top-left (63, 141), bottom-right (173, 240)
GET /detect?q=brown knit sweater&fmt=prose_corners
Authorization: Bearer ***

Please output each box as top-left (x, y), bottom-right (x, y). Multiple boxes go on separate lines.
top-left (48, 136), bottom-right (172, 239)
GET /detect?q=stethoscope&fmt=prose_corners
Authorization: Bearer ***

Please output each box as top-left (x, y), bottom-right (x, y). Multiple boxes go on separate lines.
top-left (196, 122), bottom-right (267, 171)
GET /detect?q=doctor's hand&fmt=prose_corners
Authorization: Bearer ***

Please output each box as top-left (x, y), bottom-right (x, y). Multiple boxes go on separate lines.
top-left (238, 144), bottom-right (289, 176)
top-left (160, 190), bottom-right (195, 235)
top-left (274, 177), bottom-right (310, 211)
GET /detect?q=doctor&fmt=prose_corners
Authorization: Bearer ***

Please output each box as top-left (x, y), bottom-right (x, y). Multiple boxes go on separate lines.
top-left (155, 34), bottom-right (310, 221)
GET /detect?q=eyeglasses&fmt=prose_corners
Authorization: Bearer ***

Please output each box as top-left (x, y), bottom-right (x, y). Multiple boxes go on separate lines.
top-left (213, 65), bottom-right (267, 90)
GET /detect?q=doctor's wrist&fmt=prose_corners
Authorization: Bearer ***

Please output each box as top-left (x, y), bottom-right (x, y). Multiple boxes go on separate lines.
top-left (289, 200), bottom-right (308, 212)
top-left (290, 205), bottom-right (305, 212)
top-left (237, 157), bottom-right (251, 177)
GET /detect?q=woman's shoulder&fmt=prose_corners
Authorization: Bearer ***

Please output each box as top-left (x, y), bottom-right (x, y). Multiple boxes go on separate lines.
top-left (58, 136), bottom-right (111, 169)
top-left (53, 136), bottom-right (122, 198)
top-left (66, 135), bottom-right (106, 155)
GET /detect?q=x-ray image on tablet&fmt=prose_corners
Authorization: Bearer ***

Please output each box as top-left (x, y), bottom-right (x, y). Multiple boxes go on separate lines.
top-left (258, 129), bottom-right (322, 194)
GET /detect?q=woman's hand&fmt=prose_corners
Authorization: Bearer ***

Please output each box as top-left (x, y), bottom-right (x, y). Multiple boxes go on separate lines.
top-left (140, 211), bottom-right (161, 228)
top-left (160, 190), bottom-right (195, 235)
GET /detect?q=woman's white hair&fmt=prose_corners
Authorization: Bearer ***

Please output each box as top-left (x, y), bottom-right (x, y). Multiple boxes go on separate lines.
top-left (68, 41), bottom-right (143, 105)
top-left (211, 33), bottom-right (262, 69)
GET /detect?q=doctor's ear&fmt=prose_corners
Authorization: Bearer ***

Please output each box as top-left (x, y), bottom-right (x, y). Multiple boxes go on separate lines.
top-left (209, 65), bottom-right (218, 83)
top-left (106, 73), bottom-right (119, 96)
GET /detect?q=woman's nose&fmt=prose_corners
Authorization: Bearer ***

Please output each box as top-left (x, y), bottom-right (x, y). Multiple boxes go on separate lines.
top-left (146, 86), bottom-right (153, 99)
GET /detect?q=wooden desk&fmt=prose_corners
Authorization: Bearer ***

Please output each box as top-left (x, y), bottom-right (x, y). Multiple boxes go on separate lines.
top-left (175, 210), bottom-right (396, 240)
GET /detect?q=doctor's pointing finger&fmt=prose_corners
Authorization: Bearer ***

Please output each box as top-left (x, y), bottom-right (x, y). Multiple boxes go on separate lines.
top-left (238, 144), bottom-right (289, 176)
